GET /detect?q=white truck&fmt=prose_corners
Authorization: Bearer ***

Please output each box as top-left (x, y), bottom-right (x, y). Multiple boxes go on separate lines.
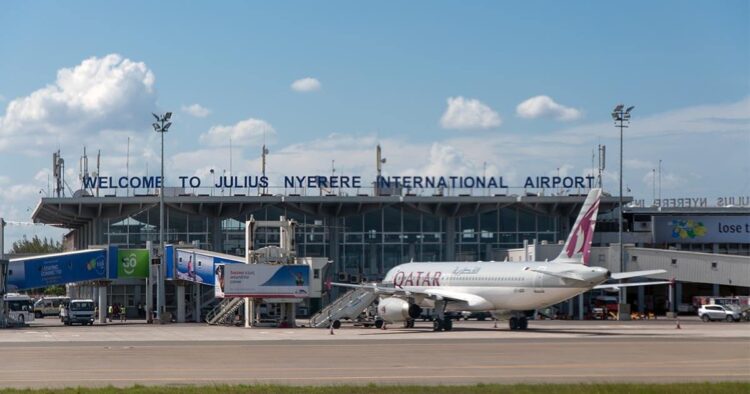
top-left (63, 299), bottom-right (96, 326)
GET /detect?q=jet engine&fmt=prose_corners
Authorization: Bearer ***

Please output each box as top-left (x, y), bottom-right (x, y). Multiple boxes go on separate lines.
top-left (377, 297), bottom-right (422, 323)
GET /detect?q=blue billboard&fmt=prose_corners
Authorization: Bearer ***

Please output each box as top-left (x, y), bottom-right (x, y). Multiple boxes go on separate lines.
top-left (173, 249), bottom-right (243, 285)
top-left (7, 249), bottom-right (107, 291)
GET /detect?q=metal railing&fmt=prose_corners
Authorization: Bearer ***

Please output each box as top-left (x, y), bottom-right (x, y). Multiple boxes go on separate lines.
top-left (309, 288), bottom-right (378, 328)
top-left (205, 298), bottom-right (244, 325)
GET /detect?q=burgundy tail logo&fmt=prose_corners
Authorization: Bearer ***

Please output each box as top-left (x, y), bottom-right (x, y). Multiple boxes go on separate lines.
top-left (564, 199), bottom-right (599, 265)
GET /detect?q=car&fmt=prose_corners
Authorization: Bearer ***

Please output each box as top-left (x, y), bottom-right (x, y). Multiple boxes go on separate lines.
top-left (698, 304), bottom-right (741, 322)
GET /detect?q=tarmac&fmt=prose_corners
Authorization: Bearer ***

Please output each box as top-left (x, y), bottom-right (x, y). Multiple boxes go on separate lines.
top-left (0, 317), bottom-right (748, 388)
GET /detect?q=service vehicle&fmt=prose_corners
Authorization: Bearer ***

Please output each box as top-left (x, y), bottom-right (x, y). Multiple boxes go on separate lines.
top-left (33, 296), bottom-right (70, 318)
top-left (63, 299), bottom-right (96, 326)
top-left (698, 304), bottom-right (741, 322)
top-left (3, 293), bottom-right (35, 325)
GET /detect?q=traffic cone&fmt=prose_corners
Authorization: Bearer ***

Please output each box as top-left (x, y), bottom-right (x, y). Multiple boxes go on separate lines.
top-left (330, 322), bottom-right (334, 335)
top-left (493, 319), bottom-right (498, 329)
top-left (675, 317), bottom-right (681, 329)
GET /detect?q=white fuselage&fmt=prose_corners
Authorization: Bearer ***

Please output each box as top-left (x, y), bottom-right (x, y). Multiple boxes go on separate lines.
top-left (382, 261), bottom-right (610, 312)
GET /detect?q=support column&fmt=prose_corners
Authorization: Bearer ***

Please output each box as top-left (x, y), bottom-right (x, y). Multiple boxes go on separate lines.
top-left (445, 217), bottom-right (456, 261)
top-left (194, 283), bottom-right (201, 323)
top-left (638, 285), bottom-right (645, 314)
top-left (675, 281), bottom-right (683, 312)
top-left (98, 285), bottom-right (107, 323)
top-left (244, 297), bottom-right (252, 328)
top-left (577, 294), bottom-right (584, 320)
top-left (712, 283), bottom-right (720, 296)
top-left (176, 284), bottom-right (185, 323)
top-left (210, 218), bottom-right (223, 253)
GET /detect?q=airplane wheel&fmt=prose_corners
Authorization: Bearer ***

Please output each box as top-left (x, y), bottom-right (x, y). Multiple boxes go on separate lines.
top-left (374, 319), bottom-right (384, 329)
top-left (332, 320), bottom-right (342, 329)
top-left (509, 317), bottom-right (518, 330)
top-left (519, 317), bottom-right (528, 330)
top-left (433, 319), bottom-right (444, 332)
top-left (443, 319), bottom-right (453, 331)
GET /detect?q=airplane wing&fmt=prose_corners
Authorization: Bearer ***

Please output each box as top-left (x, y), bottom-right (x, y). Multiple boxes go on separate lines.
top-left (529, 269), bottom-right (585, 282)
top-left (609, 269), bottom-right (666, 280)
top-left (594, 281), bottom-right (672, 290)
top-left (332, 282), bottom-right (493, 309)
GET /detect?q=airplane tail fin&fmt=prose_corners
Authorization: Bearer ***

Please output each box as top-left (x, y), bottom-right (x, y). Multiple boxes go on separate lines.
top-left (553, 188), bottom-right (602, 265)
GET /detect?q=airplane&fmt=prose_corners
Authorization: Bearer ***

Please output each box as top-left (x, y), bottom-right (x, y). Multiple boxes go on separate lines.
top-left (334, 188), bottom-right (669, 331)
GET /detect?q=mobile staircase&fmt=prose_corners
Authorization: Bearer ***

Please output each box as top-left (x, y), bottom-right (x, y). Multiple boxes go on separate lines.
top-left (205, 298), bottom-right (245, 325)
top-left (308, 287), bottom-right (378, 328)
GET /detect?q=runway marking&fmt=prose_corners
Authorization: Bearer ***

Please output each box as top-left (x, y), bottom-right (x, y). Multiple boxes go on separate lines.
top-left (1, 372), bottom-right (748, 385)
top-left (0, 358), bottom-right (746, 375)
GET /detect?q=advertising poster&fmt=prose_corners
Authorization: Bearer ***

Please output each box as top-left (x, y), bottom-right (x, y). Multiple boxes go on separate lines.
top-left (176, 250), bottom-right (200, 283)
top-left (219, 264), bottom-right (310, 298)
top-left (7, 250), bottom-right (107, 291)
top-left (175, 250), bottom-right (241, 285)
top-left (654, 216), bottom-right (750, 244)
top-left (117, 249), bottom-right (149, 278)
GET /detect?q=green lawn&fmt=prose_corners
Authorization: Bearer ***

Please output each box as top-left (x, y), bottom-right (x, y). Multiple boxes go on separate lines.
top-left (1, 383), bottom-right (748, 394)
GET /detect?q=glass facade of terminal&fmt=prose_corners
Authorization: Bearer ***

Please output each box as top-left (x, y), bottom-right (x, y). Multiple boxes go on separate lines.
top-left (102, 205), bottom-right (562, 279)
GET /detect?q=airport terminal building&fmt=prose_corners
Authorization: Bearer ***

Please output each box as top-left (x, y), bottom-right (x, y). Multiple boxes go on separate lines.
top-left (30, 181), bottom-right (750, 318)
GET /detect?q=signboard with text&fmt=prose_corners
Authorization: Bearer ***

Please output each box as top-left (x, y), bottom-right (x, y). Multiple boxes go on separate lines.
top-left (653, 216), bottom-right (750, 244)
top-left (216, 264), bottom-right (309, 299)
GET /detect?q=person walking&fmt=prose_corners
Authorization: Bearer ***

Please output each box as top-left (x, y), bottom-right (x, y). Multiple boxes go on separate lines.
top-left (107, 304), bottom-right (113, 322)
top-left (120, 305), bottom-right (127, 322)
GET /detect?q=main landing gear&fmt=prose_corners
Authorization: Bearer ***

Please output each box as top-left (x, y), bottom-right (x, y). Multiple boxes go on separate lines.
top-left (508, 316), bottom-right (528, 331)
top-left (431, 299), bottom-right (453, 332)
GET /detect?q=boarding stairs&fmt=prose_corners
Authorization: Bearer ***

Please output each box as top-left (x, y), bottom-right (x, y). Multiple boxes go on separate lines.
top-left (205, 297), bottom-right (245, 325)
top-left (308, 287), bottom-right (378, 328)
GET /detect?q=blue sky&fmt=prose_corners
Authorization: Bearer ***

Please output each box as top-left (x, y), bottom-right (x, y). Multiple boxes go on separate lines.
top-left (0, 1), bottom-right (748, 247)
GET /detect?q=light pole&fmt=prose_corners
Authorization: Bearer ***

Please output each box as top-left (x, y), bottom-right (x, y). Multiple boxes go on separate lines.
top-left (152, 112), bottom-right (172, 323)
top-left (611, 104), bottom-right (634, 318)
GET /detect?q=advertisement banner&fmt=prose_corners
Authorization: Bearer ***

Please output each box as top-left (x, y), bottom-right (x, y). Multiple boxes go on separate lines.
top-left (117, 249), bottom-right (149, 278)
top-left (217, 264), bottom-right (310, 298)
top-left (654, 216), bottom-right (750, 244)
top-left (7, 250), bottom-right (107, 291)
top-left (174, 250), bottom-right (243, 285)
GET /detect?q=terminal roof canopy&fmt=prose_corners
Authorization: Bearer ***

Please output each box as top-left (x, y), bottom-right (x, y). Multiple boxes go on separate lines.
top-left (32, 195), bottom-right (625, 229)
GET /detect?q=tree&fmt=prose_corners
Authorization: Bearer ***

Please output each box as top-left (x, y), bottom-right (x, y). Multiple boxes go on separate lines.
top-left (11, 235), bottom-right (62, 254)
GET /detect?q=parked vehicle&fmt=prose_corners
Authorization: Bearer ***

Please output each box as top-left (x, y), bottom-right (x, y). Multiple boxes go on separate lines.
top-left (698, 304), bottom-right (741, 322)
top-left (3, 293), bottom-right (35, 325)
top-left (63, 299), bottom-right (96, 326)
top-left (33, 296), bottom-right (70, 318)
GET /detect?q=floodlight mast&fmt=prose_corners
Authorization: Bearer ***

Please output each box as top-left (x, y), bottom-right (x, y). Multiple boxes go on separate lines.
top-left (611, 104), bottom-right (634, 320)
top-left (152, 112), bottom-right (172, 324)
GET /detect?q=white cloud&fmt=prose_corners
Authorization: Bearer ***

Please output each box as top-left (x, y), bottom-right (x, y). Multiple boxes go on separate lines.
top-left (516, 95), bottom-right (582, 121)
top-left (291, 77), bottom-right (321, 92)
top-left (181, 103), bottom-right (210, 118)
top-left (0, 54), bottom-right (157, 154)
top-left (199, 118), bottom-right (276, 147)
top-left (440, 96), bottom-right (502, 130)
